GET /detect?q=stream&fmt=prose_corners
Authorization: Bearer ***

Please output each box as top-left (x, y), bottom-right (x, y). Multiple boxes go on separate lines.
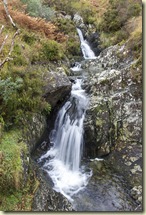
top-left (36, 28), bottom-right (137, 211)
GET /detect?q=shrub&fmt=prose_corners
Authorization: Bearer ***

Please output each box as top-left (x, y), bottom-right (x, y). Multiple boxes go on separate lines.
top-left (66, 37), bottom-right (81, 57)
top-left (0, 130), bottom-right (25, 194)
top-left (128, 3), bottom-right (141, 17)
top-left (21, 0), bottom-right (55, 20)
top-left (39, 40), bottom-right (64, 61)
top-left (22, 33), bottom-right (36, 45)
top-left (56, 18), bottom-right (76, 35)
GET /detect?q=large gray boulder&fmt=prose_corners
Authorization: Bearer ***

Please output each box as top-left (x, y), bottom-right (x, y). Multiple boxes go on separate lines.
top-left (43, 69), bottom-right (72, 108)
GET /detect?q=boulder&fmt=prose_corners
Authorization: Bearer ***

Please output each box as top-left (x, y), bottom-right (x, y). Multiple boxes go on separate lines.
top-left (43, 69), bottom-right (72, 108)
top-left (32, 167), bottom-right (73, 211)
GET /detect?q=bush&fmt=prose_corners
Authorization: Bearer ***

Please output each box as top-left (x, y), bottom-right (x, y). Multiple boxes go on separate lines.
top-left (99, 0), bottom-right (141, 33)
top-left (21, 0), bottom-right (55, 20)
top-left (66, 37), bottom-right (81, 57)
top-left (39, 40), bottom-right (64, 61)
top-left (128, 3), bottom-right (141, 17)
top-left (22, 33), bottom-right (36, 45)
top-left (56, 18), bottom-right (76, 35)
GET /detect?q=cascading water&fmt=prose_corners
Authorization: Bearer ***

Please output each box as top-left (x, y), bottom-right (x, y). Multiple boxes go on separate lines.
top-left (77, 28), bottom-right (97, 60)
top-left (38, 28), bottom-right (96, 202)
top-left (39, 79), bottom-right (92, 201)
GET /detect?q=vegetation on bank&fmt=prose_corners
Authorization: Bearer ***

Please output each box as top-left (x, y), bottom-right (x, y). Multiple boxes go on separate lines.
top-left (0, 129), bottom-right (39, 211)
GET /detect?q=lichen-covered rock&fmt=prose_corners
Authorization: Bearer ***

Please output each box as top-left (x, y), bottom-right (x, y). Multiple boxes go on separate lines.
top-left (81, 43), bottom-right (142, 208)
top-left (43, 70), bottom-right (72, 108)
top-left (83, 44), bottom-right (142, 158)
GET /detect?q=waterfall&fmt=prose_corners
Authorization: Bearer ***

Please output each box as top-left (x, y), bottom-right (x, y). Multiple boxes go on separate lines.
top-left (39, 79), bottom-right (92, 201)
top-left (77, 28), bottom-right (96, 60)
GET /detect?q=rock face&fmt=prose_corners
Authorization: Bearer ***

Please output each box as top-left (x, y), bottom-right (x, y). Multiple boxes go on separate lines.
top-left (43, 69), bottom-right (72, 108)
top-left (83, 44), bottom-right (142, 157)
top-left (22, 113), bottom-right (47, 154)
top-left (79, 43), bottom-right (142, 208)
top-left (32, 167), bottom-right (73, 211)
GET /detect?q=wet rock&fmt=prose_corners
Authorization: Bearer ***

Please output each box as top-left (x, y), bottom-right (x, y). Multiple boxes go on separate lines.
top-left (73, 159), bottom-right (137, 211)
top-left (83, 44), bottom-right (142, 157)
top-left (86, 32), bottom-right (101, 56)
top-left (32, 167), bottom-right (73, 211)
top-left (22, 113), bottom-right (47, 153)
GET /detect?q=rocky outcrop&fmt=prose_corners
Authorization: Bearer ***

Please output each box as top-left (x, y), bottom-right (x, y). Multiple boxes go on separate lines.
top-left (79, 43), bottom-right (142, 208)
top-left (43, 69), bottom-right (72, 108)
top-left (83, 44), bottom-right (142, 157)
top-left (32, 166), bottom-right (73, 211)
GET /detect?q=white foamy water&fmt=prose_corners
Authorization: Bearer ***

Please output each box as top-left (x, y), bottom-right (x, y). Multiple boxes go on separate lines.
top-left (39, 79), bottom-right (92, 201)
top-left (71, 62), bottom-right (82, 72)
top-left (77, 28), bottom-right (97, 60)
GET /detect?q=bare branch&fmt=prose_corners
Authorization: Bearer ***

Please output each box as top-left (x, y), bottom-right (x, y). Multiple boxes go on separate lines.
top-left (0, 25), bottom-right (4, 35)
top-left (3, 0), bottom-right (17, 29)
top-left (0, 29), bottom-right (20, 68)
top-left (0, 34), bottom-right (9, 54)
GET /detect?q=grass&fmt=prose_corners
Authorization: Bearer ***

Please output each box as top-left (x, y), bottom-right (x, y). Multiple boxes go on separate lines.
top-left (0, 130), bottom-right (26, 193)
top-left (0, 129), bottom-right (39, 211)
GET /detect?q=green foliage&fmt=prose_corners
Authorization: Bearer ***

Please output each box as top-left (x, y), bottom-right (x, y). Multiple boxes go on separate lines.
top-left (0, 66), bottom-right (51, 128)
top-left (47, 0), bottom-right (97, 26)
top-left (0, 130), bottom-right (25, 194)
top-left (66, 37), bottom-right (81, 57)
top-left (128, 3), bottom-right (141, 17)
top-left (98, 0), bottom-right (142, 48)
top-left (0, 130), bottom-right (39, 211)
top-left (21, 0), bottom-right (55, 20)
top-left (56, 18), bottom-right (76, 35)
top-left (99, 0), bottom-right (141, 33)
top-left (39, 40), bottom-right (64, 61)
top-left (22, 33), bottom-right (37, 45)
